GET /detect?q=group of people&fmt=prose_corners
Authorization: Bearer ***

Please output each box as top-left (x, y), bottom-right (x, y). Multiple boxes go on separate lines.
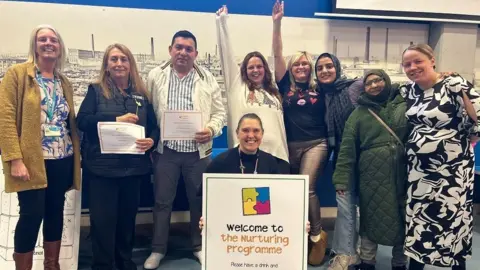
top-left (0, 1), bottom-right (478, 270)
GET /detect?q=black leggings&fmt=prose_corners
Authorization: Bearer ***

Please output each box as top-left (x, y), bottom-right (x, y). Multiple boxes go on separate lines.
top-left (409, 258), bottom-right (466, 270)
top-left (14, 156), bottom-right (73, 253)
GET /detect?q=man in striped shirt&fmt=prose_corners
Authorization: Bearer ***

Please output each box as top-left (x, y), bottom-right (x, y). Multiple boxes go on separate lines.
top-left (144, 30), bottom-right (226, 269)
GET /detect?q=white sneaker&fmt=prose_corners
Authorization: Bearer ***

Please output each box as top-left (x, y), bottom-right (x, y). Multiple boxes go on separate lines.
top-left (143, 252), bottom-right (165, 269)
top-left (327, 254), bottom-right (360, 270)
top-left (194, 251), bottom-right (203, 265)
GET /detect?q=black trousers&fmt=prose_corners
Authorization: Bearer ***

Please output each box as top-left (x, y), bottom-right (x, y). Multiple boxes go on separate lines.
top-left (14, 156), bottom-right (74, 253)
top-left (87, 170), bottom-right (144, 270)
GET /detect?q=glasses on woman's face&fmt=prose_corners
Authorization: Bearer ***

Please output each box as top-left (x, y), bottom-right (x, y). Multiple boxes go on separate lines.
top-left (365, 77), bottom-right (384, 87)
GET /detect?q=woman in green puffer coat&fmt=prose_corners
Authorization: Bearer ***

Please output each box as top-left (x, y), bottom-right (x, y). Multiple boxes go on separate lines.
top-left (333, 69), bottom-right (409, 270)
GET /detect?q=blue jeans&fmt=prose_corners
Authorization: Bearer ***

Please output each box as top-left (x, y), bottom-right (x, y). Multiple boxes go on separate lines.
top-left (331, 190), bottom-right (359, 256)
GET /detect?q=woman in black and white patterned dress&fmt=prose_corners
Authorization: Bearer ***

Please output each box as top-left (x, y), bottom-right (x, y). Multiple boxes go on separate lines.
top-left (400, 44), bottom-right (480, 270)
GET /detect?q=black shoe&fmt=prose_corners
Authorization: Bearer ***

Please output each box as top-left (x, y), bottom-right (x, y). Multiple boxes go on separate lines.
top-left (116, 260), bottom-right (137, 270)
top-left (355, 263), bottom-right (375, 270)
top-left (392, 266), bottom-right (407, 270)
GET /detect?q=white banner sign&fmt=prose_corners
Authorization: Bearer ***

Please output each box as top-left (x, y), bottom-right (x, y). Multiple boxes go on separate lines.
top-left (201, 174), bottom-right (308, 270)
top-left (0, 158), bottom-right (82, 270)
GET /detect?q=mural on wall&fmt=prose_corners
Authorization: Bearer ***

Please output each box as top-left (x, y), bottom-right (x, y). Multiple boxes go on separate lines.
top-left (0, 1), bottom-right (430, 116)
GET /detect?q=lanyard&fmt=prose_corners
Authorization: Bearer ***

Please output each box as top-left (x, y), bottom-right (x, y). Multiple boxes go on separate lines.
top-left (239, 148), bottom-right (258, 174)
top-left (36, 72), bottom-right (57, 122)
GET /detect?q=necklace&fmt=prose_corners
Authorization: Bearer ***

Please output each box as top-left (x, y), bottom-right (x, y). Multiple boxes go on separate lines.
top-left (239, 148), bottom-right (258, 174)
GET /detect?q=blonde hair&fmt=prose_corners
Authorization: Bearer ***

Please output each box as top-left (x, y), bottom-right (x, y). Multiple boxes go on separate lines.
top-left (27, 24), bottom-right (67, 71)
top-left (287, 51), bottom-right (317, 92)
top-left (97, 43), bottom-right (149, 100)
top-left (402, 43), bottom-right (435, 68)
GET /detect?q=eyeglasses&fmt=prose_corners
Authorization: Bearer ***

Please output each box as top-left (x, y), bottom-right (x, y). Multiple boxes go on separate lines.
top-left (365, 77), bottom-right (384, 87)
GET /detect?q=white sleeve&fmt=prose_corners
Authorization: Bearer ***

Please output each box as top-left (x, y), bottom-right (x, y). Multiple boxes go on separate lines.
top-left (216, 13), bottom-right (240, 92)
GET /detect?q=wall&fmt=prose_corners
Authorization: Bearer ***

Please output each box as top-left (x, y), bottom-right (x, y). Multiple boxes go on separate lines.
top-left (429, 23), bottom-right (478, 82)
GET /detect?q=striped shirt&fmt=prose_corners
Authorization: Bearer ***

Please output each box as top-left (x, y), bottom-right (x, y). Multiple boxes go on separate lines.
top-left (164, 69), bottom-right (198, 152)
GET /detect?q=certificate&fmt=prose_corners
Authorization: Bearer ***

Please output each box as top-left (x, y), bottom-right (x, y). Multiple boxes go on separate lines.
top-left (161, 110), bottom-right (202, 140)
top-left (201, 174), bottom-right (309, 270)
top-left (97, 122), bottom-right (145, 154)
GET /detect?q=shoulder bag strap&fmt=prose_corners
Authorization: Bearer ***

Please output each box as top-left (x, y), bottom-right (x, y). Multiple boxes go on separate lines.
top-left (368, 108), bottom-right (404, 148)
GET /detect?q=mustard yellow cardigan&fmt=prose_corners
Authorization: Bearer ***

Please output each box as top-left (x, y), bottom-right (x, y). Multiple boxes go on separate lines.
top-left (0, 62), bottom-right (81, 193)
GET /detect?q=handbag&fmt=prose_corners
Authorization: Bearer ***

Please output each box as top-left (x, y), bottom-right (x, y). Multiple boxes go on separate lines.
top-left (368, 109), bottom-right (404, 148)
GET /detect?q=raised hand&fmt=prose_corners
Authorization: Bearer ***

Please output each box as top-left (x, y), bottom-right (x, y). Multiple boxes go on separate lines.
top-left (272, 0), bottom-right (284, 22)
top-left (216, 5), bottom-right (228, 16)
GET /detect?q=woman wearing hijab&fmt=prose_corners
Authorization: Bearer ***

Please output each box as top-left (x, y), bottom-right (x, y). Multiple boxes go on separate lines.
top-left (315, 53), bottom-right (364, 269)
top-left (333, 70), bottom-right (408, 270)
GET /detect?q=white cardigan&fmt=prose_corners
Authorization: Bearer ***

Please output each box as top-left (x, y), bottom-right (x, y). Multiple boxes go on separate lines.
top-left (216, 13), bottom-right (289, 163)
top-left (147, 61), bottom-right (226, 159)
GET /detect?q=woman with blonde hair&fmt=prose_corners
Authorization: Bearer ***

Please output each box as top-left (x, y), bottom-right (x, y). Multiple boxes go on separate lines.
top-left (0, 25), bottom-right (81, 270)
top-left (215, 5), bottom-right (290, 173)
top-left (77, 43), bottom-right (159, 270)
top-left (400, 43), bottom-right (479, 270)
top-left (272, 1), bottom-right (329, 265)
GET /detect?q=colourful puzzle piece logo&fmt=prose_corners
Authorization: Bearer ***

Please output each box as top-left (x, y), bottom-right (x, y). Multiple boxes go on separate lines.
top-left (242, 187), bottom-right (271, 216)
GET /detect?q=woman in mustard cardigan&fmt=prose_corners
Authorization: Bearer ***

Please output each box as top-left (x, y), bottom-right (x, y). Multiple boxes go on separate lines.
top-left (0, 25), bottom-right (81, 270)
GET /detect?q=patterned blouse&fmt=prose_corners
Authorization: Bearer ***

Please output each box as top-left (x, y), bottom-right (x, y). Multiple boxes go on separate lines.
top-left (37, 71), bottom-right (74, 159)
top-left (246, 88), bottom-right (282, 111)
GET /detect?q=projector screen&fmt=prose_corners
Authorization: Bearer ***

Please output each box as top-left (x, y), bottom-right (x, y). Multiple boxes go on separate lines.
top-left (334, 0), bottom-right (480, 20)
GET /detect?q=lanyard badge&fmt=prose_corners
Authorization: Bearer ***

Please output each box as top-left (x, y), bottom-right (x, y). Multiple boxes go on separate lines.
top-left (36, 72), bottom-right (61, 137)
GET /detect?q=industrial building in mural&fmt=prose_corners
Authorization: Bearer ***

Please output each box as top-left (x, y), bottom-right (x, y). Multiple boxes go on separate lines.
top-left (1, 4), bottom-right (479, 112)
top-left (0, 27), bottom-right (420, 113)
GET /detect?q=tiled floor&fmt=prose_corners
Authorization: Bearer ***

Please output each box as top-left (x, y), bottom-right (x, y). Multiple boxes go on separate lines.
top-left (78, 219), bottom-right (480, 270)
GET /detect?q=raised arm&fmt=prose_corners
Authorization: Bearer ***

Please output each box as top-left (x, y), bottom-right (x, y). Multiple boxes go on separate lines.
top-left (272, 0), bottom-right (287, 82)
top-left (215, 6), bottom-right (240, 91)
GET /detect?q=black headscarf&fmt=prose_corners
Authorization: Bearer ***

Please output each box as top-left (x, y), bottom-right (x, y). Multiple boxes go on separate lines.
top-left (363, 69), bottom-right (392, 105)
top-left (315, 53), bottom-right (356, 93)
top-left (315, 53), bottom-right (357, 148)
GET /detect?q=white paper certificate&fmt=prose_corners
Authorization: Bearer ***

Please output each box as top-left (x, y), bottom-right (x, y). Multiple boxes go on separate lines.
top-left (97, 122), bottom-right (145, 154)
top-left (161, 111), bottom-right (202, 140)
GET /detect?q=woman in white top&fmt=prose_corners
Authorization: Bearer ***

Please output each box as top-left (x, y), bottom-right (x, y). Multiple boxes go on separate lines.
top-left (215, 5), bottom-right (289, 172)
